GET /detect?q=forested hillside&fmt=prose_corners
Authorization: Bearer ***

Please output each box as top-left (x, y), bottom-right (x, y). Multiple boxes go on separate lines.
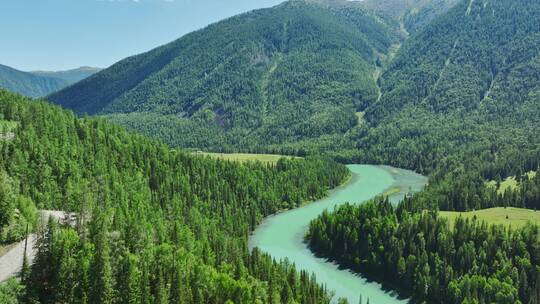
top-left (330, 0), bottom-right (540, 223)
top-left (307, 198), bottom-right (540, 303)
top-left (0, 64), bottom-right (68, 98)
top-left (48, 0), bottom-right (540, 173)
top-left (0, 90), bottom-right (350, 303)
top-left (0, 0), bottom-right (539, 303)
top-left (49, 0), bottom-right (401, 152)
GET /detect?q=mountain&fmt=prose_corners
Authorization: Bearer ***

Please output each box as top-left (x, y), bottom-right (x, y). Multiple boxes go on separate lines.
top-left (31, 66), bottom-right (102, 84)
top-left (0, 64), bottom-right (68, 98)
top-left (49, 0), bottom-right (402, 152)
top-left (0, 64), bottom-right (100, 98)
top-left (354, 0), bottom-right (540, 171)
top-left (48, 0), bottom-right (539, 170)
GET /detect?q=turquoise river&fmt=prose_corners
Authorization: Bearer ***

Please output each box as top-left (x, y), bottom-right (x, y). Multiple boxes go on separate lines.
top-left (249, 164), bottom-right (428, 304)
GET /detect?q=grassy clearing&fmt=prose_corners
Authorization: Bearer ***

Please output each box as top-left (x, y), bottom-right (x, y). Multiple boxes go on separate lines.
top-left (0, 120), bottom-right (18, 132)
top-left (0, 120), bottom-right (17, 141)
top-left (355, 112), bottom-right (365, 125)
top-left (486, 171), bottom-right (536, 195)
top-left (383, 187), bottom-right (401, 197)
top-left (440, 207), bottom-right (540, 230)
top-left (194, 152), bottom-right (300, 164)
top-left (498, 177), bottom-right (518, 194)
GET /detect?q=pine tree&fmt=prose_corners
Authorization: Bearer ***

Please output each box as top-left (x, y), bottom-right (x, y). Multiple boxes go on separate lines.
top-left (20, 224), bottom-right (30, 283)
top-left (531, 270), bottom-right (540, 304)
top-left (89, 229), bottom-right (114, 304)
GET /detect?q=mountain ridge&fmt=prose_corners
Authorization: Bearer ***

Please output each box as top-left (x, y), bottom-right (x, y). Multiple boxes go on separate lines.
top-left (0, 64), bottom-right (68, 98)
top-left (49, 0), bottom-right (402, 151)
top-left (0, 64), bottom-right (100, 98)
top-left (32, 66), bottom-right (102, 84)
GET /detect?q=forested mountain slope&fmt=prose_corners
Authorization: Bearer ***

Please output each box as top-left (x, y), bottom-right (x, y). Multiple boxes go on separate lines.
top-left (0, 90), bottom-right (349, 303)
top-left (351, 0), bottom-right (540, 171)
top-left (46, 0), bottom-right (540, 184)
top-left (0, 64), bottom-right (68, 98)
top-left (48, 0), bottom-right (401, 151)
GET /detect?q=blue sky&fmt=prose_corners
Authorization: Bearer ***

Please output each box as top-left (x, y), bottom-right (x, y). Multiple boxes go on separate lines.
top-left (0, 0), bottom-right (285, 71)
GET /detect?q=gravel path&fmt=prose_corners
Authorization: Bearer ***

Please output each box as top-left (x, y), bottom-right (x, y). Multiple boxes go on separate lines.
top-left (0, 234), bottom-right (36, 282)
top-left (0, 211), bottom-right (69, 282)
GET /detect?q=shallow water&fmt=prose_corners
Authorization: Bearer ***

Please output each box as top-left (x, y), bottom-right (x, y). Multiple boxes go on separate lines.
top-left (249, 164), bottom-right (427, 304)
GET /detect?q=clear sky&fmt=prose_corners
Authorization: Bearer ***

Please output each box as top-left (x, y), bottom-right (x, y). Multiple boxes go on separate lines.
top-left (0, 0), bottom-right (285, 71)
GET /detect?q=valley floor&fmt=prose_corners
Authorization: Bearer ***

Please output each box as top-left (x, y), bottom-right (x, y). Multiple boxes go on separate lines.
top-left (193, 152), bottom-right (300, 164)
top-left (440, 207), bottom-right (540, 229)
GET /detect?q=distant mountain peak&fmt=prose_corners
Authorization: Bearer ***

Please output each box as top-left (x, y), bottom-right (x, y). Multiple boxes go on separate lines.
top-left (31, 66), bottom-right (102, 74)
top-left (0, 64), bottom-right (101, 98)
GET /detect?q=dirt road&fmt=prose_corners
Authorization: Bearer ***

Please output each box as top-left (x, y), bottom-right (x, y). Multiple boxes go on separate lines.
top-left (0, 211), bottom-right (69, 282)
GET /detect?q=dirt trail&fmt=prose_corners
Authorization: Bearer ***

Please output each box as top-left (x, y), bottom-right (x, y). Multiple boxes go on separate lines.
top-left (0, 211), bottom-right (69, 282)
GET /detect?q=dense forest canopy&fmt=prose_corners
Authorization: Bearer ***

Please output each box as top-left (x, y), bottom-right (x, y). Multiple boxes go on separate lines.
top-left (307, 197), bottom-right (540, 303)
top-left (0, 90), bottom-right (350, 303)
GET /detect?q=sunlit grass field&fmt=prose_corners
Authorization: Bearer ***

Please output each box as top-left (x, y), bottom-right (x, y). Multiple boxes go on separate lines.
top-left (440, 207), bottom-right (540, 230)
top-left (194, 152), bottom-right (300, 164)
top-left (0, 120), bottom-right (18, 131)
top-left (486, 171), bottom-right (536, 195)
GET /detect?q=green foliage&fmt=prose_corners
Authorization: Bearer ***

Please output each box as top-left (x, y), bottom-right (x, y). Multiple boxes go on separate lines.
top-left (0, 171), bottom-right (16, 228)
top-left (0, 169), bottom-right (38, 244)
top-left (5, 1), bottom-right (540, 303)
top-left (357, 0), bottom-right (540, 171)
top-left (0, 90), bottom-right (349, 303)
top-left (0, 279), bottom-right (23, 304)
top-left (440, 207), bottom-right (540, 229)
top-left (48, 0), bottom-right (540, 187)
top-left (307, 198), bottom-right (540, 303)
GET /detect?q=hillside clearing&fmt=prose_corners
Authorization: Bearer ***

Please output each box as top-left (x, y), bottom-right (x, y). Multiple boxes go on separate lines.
top-left (486, 171), bottom-right (536, 194)
top-left (194, 152), bottom-right (300, 164)
top-left (440, 207), bottom-right (540, 229)
top-left (0, 120), bottom-right (17, 141)
top-left (355, 111), bottom-right (365, 125)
